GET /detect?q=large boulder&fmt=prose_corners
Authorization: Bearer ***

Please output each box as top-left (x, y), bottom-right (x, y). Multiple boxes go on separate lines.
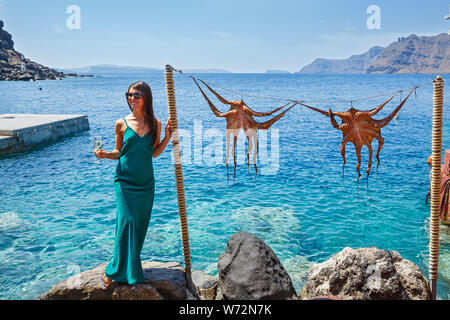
top-left (218, 231), bottom-right (297, 300)
top-left (39, 261), bottom-right (196, 300)
top-left (300, 247), bottom-right (431, 300)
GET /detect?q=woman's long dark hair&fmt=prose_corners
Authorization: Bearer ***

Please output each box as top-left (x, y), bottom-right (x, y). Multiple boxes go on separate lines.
top-left (127, 81), bottom-right (158, 143)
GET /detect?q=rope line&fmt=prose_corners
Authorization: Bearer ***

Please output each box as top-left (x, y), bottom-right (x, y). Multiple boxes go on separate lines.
top-left (168, 65), bottom-right (433, 105)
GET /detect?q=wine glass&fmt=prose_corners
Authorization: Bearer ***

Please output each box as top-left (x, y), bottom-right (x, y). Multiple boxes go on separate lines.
top-left (93, 136), bottom-right (103, 164)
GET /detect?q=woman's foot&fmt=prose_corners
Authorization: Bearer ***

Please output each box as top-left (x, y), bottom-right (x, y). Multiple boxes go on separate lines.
top-left (99, 273), bottom-right (113, 289)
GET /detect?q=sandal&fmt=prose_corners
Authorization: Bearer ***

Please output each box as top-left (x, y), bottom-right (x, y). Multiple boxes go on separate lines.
top-left (99, 273), bottom-right (113, 289)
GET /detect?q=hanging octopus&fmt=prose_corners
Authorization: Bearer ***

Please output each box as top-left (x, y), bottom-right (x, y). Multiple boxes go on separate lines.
top-left (301, 87), bottom-right (417, 181)
top-left (192, 78), bottom-right (297, 177)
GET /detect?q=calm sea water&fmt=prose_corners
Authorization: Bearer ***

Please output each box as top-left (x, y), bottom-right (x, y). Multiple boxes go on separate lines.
top-left (0, 73), bottom-right (449, 300)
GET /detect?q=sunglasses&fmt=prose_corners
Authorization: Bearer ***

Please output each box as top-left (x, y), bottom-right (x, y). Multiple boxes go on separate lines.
top-left (125, 92), bottom-right (143, 99)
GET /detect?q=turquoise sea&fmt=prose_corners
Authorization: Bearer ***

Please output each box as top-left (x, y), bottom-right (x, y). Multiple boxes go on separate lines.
top-left (0, 73), bottom-right (449, 299)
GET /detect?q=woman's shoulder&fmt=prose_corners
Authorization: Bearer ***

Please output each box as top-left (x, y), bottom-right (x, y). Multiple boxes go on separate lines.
top-left (115, 118), bottom-right (126, 133)
top-left (115, 118), bottom-right (126, 126)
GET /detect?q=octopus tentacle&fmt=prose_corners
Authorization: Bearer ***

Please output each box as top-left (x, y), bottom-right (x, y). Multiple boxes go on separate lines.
top-left (245, 101), bottom-right (294, 117)
top-left (355, 145), bottom-right (362, 181)
top-left (357, 95), bottom-right (395, 117)
top-left (245, 129), bottom-right (258, 173)
top-left (226, 129), bottom-right (231, 175)
top-left (374, 88), bottom-right (416, 128)
top-left (340, 136), bottom-right (351, 179)
top-left (233, 133), bottom-right (238, 178)
top-left (366, 141), bottom-right (373, 178)
top-left (361, 136), bottom-right (373, 178)
top-left (255, 104), bottom-right (295, 129)
top-left (198, 79), bottom-right (232, 105)
top-left (301, 103), bottom-right (353, 121)
top-left (300, 103), bottom-right (330, 116)
top-left (246, 134), bottom-right (251, 170)
top-left (254, 134), bottom-right (258, 175)
top-left (328, 108), bottom-right (341, 130)
top-left (375, 135), bottom-right (384, 169)
top-left (193, 78), bottom-right (227, 117)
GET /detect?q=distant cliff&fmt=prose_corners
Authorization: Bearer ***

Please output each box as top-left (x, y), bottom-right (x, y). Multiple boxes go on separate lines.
top-left (0, 20), bottom-right (85, 81)
top-left (297, 46), bottom-right (384, 74)
top-left (367, 33), bottom-right (450, 74)
top-left (297, 33), bottom-right (450, 74)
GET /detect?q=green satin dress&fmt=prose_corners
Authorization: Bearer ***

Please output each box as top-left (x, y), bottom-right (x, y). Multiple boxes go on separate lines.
top-left (105, 117), bottom-right (155, 284)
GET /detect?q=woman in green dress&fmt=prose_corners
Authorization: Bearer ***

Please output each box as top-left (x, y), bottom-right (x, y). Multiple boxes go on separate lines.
top-left (94, 81), bottom-right (171, 288)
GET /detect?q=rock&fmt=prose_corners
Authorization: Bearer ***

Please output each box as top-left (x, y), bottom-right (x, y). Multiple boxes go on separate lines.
top-left (300, 247), bottom-right (431, 300)
top-left (185, 287), bottom-right (197, 300)
top-left (214, 275), bottom-right (223, 300)
top-left (192, 270), bottom-right (218, 300)
top-left (218, 231), bottom-right (297, 300)
top-left (39, 261), bottom-right (197, 300)
top-left (389, 250), bottom-right (432, 300)
top-left (0, 19), bottom-right (88, 81)
top-left (0, 20), bottom-right (14, 51)
top-left (297, 33), bottom-right (450, 74)
top-left (18, 73), bottom-right (32, 81)
top-left (111, 283), bottom-right (163, 300)
top-left (142, 261), bottom-right (188, 300)
top-left (297, 46), bottom-right (384, 74)
top-left (367, 33), bottom-right (450, 74)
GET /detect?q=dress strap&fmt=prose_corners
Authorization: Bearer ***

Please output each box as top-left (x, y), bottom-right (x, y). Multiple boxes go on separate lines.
top-left (123, 117), bottom-right (129, 128)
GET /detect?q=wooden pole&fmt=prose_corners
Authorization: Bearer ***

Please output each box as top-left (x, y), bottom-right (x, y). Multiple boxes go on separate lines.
top-left (429, 75), bottom-right (444, 300)
top-left (164, 64), bottom-right (197, 297)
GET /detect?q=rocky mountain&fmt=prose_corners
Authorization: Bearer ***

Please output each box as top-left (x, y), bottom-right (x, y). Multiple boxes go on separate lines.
top-left (367, 33), bottom-right (450, 74)
top-left (297, 33), bottom-right (450, 74)
top-left (0, 20), bottom-right (83, 81)
top-left (297, 46), bottom-right (384, 74)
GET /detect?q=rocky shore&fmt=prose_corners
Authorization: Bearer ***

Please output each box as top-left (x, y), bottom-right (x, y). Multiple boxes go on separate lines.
top-left (38, 231), bottom-right (431, 300)
top-left (0, 20), bottom-right (91, 81)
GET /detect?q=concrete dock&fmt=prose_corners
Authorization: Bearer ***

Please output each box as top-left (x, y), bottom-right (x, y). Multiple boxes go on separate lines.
top-left (0, 114), bottom-right (90, 154)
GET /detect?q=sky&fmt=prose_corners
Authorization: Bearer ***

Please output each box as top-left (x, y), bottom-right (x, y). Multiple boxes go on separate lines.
top-left (1, 0), bottom-right (449, 73)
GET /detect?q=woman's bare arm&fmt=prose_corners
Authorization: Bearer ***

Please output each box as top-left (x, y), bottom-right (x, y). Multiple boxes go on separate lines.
top-left (94, 119), bottom-right (123, 160)
top-left (153, 118), bottom-right (171, 158)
